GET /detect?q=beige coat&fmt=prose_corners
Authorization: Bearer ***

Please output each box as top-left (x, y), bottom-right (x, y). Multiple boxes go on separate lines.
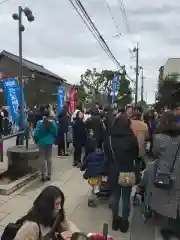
top-left (14, 220), bottom-right (80, 240)
top-left (131, 119), bottom-right (149, 157)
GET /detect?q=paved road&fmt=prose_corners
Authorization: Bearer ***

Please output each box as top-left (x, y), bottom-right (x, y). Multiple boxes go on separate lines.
top-left (0, 151), bottom-right (171, 240)
top-left (3, 137), bottom-right (16, 158)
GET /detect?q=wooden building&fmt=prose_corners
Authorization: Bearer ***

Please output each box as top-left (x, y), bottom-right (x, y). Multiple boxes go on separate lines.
top-left (0, 50), bottom-right (68, 107)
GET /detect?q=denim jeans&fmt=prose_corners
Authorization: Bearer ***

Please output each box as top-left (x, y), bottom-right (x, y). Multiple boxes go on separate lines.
top-left (111, 185), bottom-right (132, 218)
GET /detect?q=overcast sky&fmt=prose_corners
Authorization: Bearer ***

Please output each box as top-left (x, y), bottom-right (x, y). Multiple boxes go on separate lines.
top-left (0, 0), bottom-right (180, 103)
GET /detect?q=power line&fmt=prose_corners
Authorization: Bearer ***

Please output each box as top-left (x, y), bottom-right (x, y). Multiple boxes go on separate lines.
top-left (103, 0), bottom-right (122, 37)
top-left (117, 0), bottom-right (130, 33)
top-left (75, 0), bottom-right (122, 68)
top-left (69, 0), bottom-right (119, 68)
top-left (0, 0), bottom-right (10, 4)
top-left (69, 0), bottom-right (122, 70)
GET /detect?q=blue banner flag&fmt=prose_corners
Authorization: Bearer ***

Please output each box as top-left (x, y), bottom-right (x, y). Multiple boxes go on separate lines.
top-left (111, 74), bottom-right (119, 103)
top-left (4, 78), bottom-right (20, 122)
top-left (58, 87), bottom-right (65, 114)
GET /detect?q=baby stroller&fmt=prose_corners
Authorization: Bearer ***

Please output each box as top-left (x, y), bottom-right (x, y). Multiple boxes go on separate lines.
top-left (96, 176), bottom-right (110, 199)
top-left (80, 148), bottom-right (106, 207)
top-left (132, 183), bottom-right (153, 222)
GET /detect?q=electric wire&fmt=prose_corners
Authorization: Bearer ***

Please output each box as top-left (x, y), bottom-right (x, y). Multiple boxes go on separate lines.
top-left (118, 0), bottom-right (130, 32)
top-left (75, 0), bottom-right (122, 69)
top-left (0, 0), bottom-right (10, 4)
top-left (103, 0), bottom-right (122, 36)
top-left (69, 0), bottom-right (119, 68)
top-left (69, 0), bottom-right (122, 70)
top-left (117, 0), bottom-right (130, 33)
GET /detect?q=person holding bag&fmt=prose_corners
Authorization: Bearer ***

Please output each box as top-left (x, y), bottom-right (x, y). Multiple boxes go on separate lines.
top-left (108, 114), bottom-right (139, 233)
top-left (149, 111), bottom-right (180, 239)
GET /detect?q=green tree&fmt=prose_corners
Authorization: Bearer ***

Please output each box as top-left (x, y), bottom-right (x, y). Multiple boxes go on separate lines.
top-left (79, 68), bottom-right (114, 104)
top-left (76, 84), bottom-right (88, 106)
top-left (157, 73), bottom-right (179, 108)
top-left (79, 68), bottom-right (132, 105)
top-left (116, 71), bottom-right (132, 106)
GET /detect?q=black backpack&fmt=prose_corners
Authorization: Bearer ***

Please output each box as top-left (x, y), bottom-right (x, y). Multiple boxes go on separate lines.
top-left (1, 216), bottom-right (41, 240)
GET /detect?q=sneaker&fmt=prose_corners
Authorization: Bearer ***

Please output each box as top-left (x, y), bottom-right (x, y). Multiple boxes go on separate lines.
top-left (119, 218), bottom-right (129, 233)
top-left (46, 176), bottom-right (51, 181)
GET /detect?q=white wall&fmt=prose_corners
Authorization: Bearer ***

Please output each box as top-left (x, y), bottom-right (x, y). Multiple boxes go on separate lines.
top-left (163, 58), bottom-right (180, 79)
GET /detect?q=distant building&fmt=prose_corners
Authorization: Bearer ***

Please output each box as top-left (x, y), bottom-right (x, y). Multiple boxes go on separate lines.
top-left (0, 50), bottom-right (72, 106)
top-left (160, 58), bottom-right (180, 81)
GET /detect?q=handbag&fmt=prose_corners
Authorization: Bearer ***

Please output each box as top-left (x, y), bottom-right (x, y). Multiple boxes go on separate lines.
top-left (154, 140), bottom-right (180, 190)
top-left (109, 136), bottom-right (138, 187)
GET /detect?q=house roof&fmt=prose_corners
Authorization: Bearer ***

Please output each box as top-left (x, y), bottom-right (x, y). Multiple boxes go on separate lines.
top-left (0, 50), bottom-right (66, 82)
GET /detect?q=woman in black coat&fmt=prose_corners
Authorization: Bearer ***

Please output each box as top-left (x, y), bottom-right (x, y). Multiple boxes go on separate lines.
top-left (108, 114), bottom-right (139, 233)
top-left (72, 111), bottom-right (86, 166)
top-left (57, 111), bottom-right (69, 156)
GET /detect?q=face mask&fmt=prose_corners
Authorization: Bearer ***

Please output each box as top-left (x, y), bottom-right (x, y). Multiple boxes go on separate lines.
top-left (53, 198), bottom-right (61, 217)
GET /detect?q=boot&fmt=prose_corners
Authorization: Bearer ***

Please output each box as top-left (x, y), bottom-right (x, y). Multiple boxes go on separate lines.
top-left (112, 215), bottom-right (120, 231)
top-left (119, 218), bottom-right (129, 233)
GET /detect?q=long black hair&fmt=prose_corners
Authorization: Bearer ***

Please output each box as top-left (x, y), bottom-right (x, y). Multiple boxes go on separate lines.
top-left (23, 186), bottom-right (65, 227)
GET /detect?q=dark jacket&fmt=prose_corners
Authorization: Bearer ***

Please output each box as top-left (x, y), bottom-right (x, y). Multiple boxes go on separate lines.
top-left (73, 118), bottom-right (86, 145)
top-left (57, 115), bottom-right (69, 140)
top-left (34, 110), bottom-right (43, 128)
top-left (110, 120), bottom-right (139, 171)
top-left (86, 107), bottom-right (103, 141)
top-left (81, 151), bottom-right (105, 179)
top-left (108, 119), bottom-right (139, 188)
top-left (85, 136), bottom-right (97, 156)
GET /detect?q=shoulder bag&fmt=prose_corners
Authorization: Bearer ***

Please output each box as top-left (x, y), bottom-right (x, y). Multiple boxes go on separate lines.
top-left (154, 140), bottom-right (180, 190)
top-left (109, 136), bottom-right (140, 187)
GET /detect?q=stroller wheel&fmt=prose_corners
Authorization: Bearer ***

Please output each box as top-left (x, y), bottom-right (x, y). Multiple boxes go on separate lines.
top-left (132, 194), bottom-right (139, 206)
top-left (88, 199), bottom-right (97, 207)
top-left (142, 207), bottom-right (153, 222)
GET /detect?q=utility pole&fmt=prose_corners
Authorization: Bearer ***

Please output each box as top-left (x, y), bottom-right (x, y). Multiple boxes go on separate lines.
top-left (140, 67), bottom-right (144, 101)
top-left (133, 42), bottom-right (139, 104)
top-left (12, 7), bottom-right (34, 144)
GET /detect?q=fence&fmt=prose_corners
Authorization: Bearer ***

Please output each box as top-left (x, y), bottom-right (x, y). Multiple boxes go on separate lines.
top-left (0, 131), bottom-right (28, 163)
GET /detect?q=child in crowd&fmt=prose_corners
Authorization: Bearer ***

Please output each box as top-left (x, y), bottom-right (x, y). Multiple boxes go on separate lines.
top-left (85, 129), bottom-right (97, 156)
top-left (80, 128), bottom-right (105, 180)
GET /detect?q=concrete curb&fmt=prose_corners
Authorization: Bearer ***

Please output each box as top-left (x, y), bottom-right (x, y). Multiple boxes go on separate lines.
top-left (0, 171), bottom-right (39, 195)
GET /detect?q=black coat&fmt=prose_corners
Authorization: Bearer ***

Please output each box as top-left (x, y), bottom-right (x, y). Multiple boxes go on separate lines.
top-left (57, 116), bottom-right (69, 142)
top-left (73, 118), bottom-right (86, 145)
top-left (107, 120), bottom-right (139, 189)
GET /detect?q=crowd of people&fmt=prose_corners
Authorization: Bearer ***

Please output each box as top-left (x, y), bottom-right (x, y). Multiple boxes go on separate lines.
top-left (1, 102), bottom-right (180, 239)
top-left (68, 103), bottom-right (180, 239)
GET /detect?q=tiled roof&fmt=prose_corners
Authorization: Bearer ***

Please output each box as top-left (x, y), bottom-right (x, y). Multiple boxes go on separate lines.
top-left (0, 50), bottom-right (66, 82)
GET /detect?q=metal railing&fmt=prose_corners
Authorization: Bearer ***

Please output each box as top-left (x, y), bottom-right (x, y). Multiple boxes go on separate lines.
top-left (0, 131), bottom-right (29, 162)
